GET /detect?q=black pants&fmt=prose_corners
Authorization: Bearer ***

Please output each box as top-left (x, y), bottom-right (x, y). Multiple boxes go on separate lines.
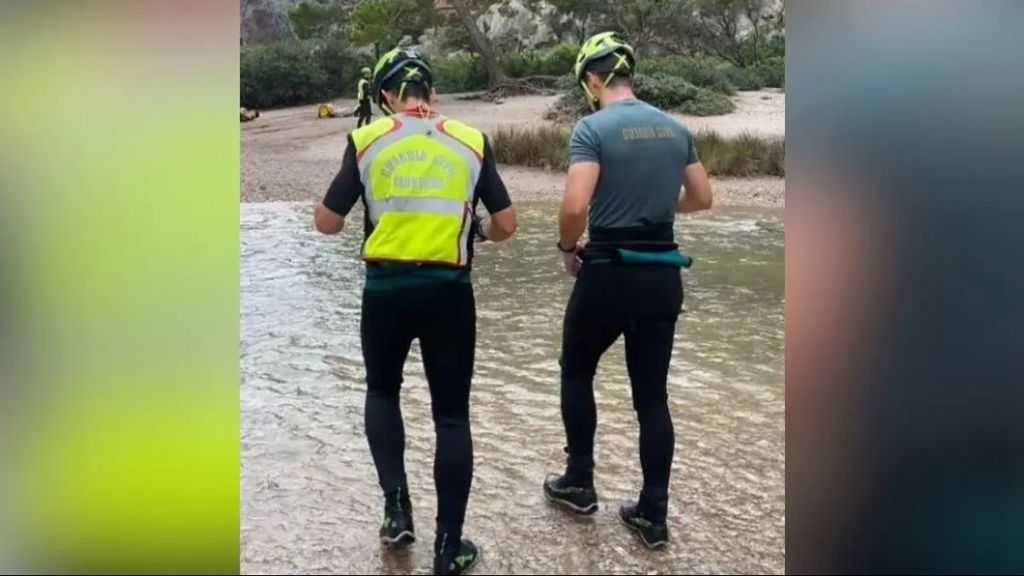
top-left (356, 99), bottom-right (372, 127)
top-left (560, 262), bottom-right (683, 521)
top-left (361, 282), bottom-right (475, 537)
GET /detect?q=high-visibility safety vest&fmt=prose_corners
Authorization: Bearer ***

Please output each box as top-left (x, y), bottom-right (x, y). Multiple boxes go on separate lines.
top-left (351, 114), bottom-right (484, 267)
top-left (357, 78), bottom-right (369, 101)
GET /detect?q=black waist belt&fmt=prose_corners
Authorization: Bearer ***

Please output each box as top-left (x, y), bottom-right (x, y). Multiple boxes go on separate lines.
top-left (584, 224), bottom-right (691, 266)
top-left (585, 248), bottom-right (693, 268)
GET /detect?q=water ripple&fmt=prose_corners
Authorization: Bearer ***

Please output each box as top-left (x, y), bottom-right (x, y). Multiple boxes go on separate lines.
top-left (242, 202), bottom-right (784, 574)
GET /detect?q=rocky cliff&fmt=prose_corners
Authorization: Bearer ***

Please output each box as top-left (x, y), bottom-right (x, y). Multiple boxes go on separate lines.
top-left (240, 0), bottom-right (295, 45)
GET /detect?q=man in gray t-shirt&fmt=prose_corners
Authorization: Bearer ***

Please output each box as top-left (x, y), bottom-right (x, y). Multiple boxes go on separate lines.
top-left (570, 99), bottom-right (700, 230)
top-left (542, 32), bottom-right (713, 550)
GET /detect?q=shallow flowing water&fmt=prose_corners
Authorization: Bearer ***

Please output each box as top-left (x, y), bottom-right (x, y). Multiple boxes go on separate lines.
top-left (241, 201), bottom-right (784, 574)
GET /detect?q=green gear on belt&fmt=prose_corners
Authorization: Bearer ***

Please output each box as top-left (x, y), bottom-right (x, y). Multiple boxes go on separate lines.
top-left (574, 31), bottom-right (636, 110)
top-left (371, 47), bottom-right (433, 116)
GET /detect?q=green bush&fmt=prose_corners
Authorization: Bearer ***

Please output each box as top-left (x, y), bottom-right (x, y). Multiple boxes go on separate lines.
top-left (555, 73), bottom-right (578, 91)
top-left (501, 43), bottom-right (581, 78)
top-left (315, 36), bottom-right (373, 99)
top-left (720, 63), bottom-right (765, 91)
top-left (695, 131), bottom-right (785, 177)
top-left (765, 33), bottom-right (786, 60)
top-left (538, 43), bottom-right (579, 76)
top-left (491, 124), bottom-right (784, 177)
top-left (754, 56), bottom-right (784, 89)
top-left (639, 56), bottom-right (676, 78)
top-left (544, 74), bottom-right (587, 121)
top-left (681, 58), bottom-right (737, 95)
top-left (643, 56), bottom-right (736, 96)
top-left (546, 73), bottom-right (735, 121)
top-left (432, 53), bottom-right (488, 93)
top-left (634, 74), bottom-right (699, 109)
top-left (492, 125), bottom-right (571, 171)
top-left (546, 90), bottom-right (588, 122)
top-left (500, 52), bottom-right (539, 79)
top-left (679, 88), bottom-right (736, 116)
top-left (639, 54), bottom-right (781, 94)
top-left (241, 41), bottom-right (330, 109)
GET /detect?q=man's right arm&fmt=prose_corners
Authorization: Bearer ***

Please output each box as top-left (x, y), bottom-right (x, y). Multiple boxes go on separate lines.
top-left (677, 132), bottom-right (712, 213)
top-left (315, 135), bottom-right (364, 234)
top-left (560, 119), bottom-right (600, 251)
top-left (475, 137), bottom-right (517, 241)
top-left (678, 162), bottom-right (712, 213)
top-left (485, 207), bottom-right (517, 242)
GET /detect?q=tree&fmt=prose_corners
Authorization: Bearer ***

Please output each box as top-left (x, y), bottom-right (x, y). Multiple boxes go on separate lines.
top-left (688, 0), bottom-right (779, 66)
top-left (347, 0), bottom-right (435, 59)
top-left (345, 0), bottom-right (509, 87)
top-left (543, 0), bottom-right (613, 43)
top-left (450, 0), bottom-right (507, 86)
top-left (288, 0), bottom-right (347, 41)
top-left (607, 0), bottom-right (690, 55)
top-left (540, 0), bottom-right (695, 56)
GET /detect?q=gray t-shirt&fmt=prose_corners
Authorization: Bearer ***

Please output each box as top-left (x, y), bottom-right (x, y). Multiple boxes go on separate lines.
top-left (570, 99), bottom-right (699, 230)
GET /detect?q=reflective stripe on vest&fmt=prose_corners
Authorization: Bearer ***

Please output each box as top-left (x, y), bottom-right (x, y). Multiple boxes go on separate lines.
top-left (357, 78), bottom-right (369, 101)
top-left (351, 115), bottom-right (484, 267)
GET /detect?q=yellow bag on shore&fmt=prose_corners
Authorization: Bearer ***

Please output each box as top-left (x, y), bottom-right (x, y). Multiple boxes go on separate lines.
top-left (318, 103), bottom-right (335, 119)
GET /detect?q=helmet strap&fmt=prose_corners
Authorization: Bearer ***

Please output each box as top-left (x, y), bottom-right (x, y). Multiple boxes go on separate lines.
top-left (396, 81), bottom-right (432, 116)
top-left (581, 81), bottom-right (599, 111)
top-left (601, 54), bottom-right (630, 91)
top-left (379, 93), bottom-right (395, 116)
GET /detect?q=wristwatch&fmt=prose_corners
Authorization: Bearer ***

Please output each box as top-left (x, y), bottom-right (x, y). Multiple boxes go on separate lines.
top-left (556, 241), bottom-right (576, 253)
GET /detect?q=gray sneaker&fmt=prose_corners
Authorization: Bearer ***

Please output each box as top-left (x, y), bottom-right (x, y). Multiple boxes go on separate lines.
top-left (543, 473), bottom-right (598, 515)
top-left (379, 488), bottom-right (415, 547)
top-left (619, 501), bottom-right (668, 549)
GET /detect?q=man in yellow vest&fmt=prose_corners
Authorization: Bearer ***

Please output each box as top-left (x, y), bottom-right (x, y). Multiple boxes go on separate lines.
top-left (314, 47), bottom-right (517, 575)
top-left (356, 66), bottom-right (372, 127)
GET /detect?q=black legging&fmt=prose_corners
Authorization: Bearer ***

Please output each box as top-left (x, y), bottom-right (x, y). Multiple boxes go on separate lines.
top-left (356, 100), bottom-right (372, 128)
top-left (361, 281), bottom-right (475, 538)
top-left (560, 261), bottom-right (682, 522)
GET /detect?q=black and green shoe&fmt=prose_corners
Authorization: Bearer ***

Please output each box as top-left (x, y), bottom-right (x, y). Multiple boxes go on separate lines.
top-left (543, 473), bottom-right (598, 515)
top-left (379, 487), bottom-right (415, 548)
top-left (433, 537), bottom-right (480, 575)
top-left (619, 501), bottom-right (668, 549)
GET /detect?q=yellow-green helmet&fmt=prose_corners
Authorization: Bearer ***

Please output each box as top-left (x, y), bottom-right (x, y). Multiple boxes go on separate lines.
top-left (371, 47), bottom-right (433, 115)
top-left (361, 66), bottom-right (371, 77)
top-left (574, 31), bottom-right (636, 109)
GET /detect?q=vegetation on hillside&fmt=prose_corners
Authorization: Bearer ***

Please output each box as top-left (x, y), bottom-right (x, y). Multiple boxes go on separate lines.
top-left (545, 72), bottom-right (736, 122)
top-left (240, 0), bottom-right (785, 110)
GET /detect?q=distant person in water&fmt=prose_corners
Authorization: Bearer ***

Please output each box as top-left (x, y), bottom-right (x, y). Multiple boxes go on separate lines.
top-left (542, 31), bottom-right (713, 550)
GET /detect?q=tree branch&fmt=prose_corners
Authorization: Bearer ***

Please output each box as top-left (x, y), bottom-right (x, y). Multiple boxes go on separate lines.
top-left (452, 0), bottom-right (507, 85)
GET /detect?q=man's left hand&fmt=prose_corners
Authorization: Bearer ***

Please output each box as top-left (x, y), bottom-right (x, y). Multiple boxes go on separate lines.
top-left (561, 245), bottom-right (582, 277)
